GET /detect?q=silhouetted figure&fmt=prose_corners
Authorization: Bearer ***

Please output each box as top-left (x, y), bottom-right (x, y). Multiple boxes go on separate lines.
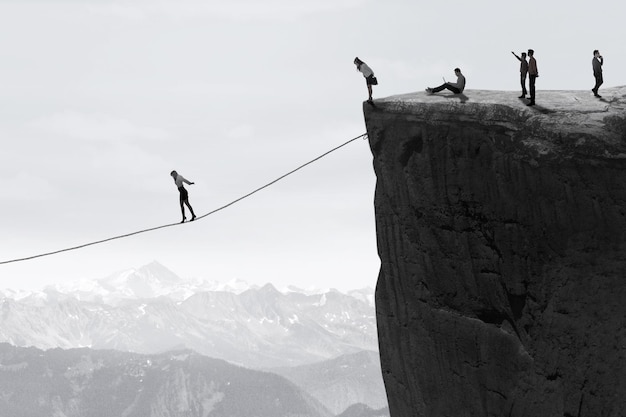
top-left (354, 57), bottom-right (377, 103)
top-left (511, 51), bottom-right (528, 98)
top-left (592, 50), bottom-right (604, 98)
top-left (170, 170), bottom-right (196, 223)
top-left (527, 49), bottom-right (538, 106)
top-left (426, 68), bottom-right (466, 95)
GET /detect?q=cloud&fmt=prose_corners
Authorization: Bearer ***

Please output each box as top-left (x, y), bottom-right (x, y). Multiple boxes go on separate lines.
top-left (30, 111), bottom-right (168, 143)
top-left (1, 111), bottom-right (171, 201)
top-left (224, 124), bottom-right (255, 139)
top-left (84, 0), bottom-right (367, 21)
top-left (0, 172), bottom-right (57, 201)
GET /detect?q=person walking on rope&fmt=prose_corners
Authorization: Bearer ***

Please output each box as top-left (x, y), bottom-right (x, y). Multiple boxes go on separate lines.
top-left (170, 170), bottom-right (196, 223)
top-left (511, 51), bottom-right (528, 98)
top-left (592, 50), bottom-right (604, 98)
top-left (354, 57), bottom-right (377, 104)
top-left (527, 49), bottom-right (538, 106)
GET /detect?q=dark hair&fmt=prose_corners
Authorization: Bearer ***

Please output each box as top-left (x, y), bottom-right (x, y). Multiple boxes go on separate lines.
top-left (593, 49), bottom-right (599, 55)
top-left (454, 68), bottom-right (461, 73)
top-left (521, 52), bottom-right (527, 57)
top-left (354, 57), bottom-right (363, 66)
top-left (528, 49), bottom-right (534, 56)
top-left (170, 170), bottom-right (177, 176)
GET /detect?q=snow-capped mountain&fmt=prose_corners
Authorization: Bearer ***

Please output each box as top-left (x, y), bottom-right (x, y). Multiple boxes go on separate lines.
top-left (40, 261), bottom-right (374, 306)
top-left (45, 261), bottom-right (259, 304)
top-left (0, 262), bottom-right (377, 368)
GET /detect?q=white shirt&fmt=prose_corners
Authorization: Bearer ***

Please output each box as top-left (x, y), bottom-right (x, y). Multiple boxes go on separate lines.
top-left (359, 63), bottom-right (374, 78)
top-left (174, 175), bottom-right (191, 188)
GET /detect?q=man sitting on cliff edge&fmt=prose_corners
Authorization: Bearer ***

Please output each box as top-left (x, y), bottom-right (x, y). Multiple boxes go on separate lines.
top-left (426, 68), bottom-right (466, 95)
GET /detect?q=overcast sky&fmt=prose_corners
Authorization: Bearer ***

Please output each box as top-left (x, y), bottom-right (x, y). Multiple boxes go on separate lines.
top-left (1, 0), bottom-right (624, 292)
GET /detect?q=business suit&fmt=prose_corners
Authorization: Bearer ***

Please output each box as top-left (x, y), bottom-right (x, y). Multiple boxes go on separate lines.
top-left (528, 55), bottom-right (538, 105)
top-left (592, 56), bottom-right (603, 96)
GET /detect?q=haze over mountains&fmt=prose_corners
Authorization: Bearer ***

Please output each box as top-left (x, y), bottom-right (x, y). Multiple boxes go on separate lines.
top-left (0, 262), bottom-right (388, 415)
top-left (270, 350), bottom-right (387, 415)
top-left (0, 262), bottom-right (377, 368)
top-left (0, 343), bottom-right (333, 417)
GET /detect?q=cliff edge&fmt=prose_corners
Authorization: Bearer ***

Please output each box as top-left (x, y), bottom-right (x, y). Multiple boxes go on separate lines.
top-left (365, 87), bottom-right (626, 417)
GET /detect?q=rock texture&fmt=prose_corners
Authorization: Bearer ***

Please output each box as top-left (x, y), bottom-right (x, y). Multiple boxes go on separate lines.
top-left (365, 87), bottom-right (626, 417)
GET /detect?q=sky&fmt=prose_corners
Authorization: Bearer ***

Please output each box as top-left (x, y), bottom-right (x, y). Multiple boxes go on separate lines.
top-left (1, 0), bottom-right (624, 292)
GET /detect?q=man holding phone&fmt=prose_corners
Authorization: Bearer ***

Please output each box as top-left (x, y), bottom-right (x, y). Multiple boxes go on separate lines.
top-left (592, 50), bottom-right (604, 98)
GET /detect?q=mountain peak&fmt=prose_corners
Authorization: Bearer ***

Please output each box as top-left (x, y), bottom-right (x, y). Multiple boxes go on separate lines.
top-left (136, 261), bottom-right (181, 284)
top-left (259, 283), bottom-right (280, 294)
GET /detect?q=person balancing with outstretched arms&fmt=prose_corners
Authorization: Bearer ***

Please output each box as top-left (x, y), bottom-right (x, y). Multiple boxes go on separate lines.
top-left (170, 170), bottom-right (196, 223)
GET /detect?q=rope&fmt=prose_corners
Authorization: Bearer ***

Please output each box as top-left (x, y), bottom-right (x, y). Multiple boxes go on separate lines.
top-left (0, 133), bottom-right (368, 266)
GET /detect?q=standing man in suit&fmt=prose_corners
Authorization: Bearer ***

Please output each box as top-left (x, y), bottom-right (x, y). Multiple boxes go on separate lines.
top-left (592, 50), bottom-right (604, 98)
top-left (511, 51), bottom-right (528, 98)
top-left (527, 49), bottom-right (538, 106)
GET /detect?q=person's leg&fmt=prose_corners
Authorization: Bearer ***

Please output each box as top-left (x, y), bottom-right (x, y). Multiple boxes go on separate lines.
top-left (529, 75), bottom-right (536, 103)
top-left (431, 83), bottom-right (447, 93)
top-left (364, 78), bottom-right (371, 101)
top-left (593, 74), bottom-right (603, 95)
top-left (185, 199), bottom-right (196, 220)
top-left (179, 195), bottom-right (187, 222)
top-left (520, 74), bottom-right (527, 97)
top-left (598, 74), bottom-right (603, 91)
top-left (444, 85), bottom-right (461, 94)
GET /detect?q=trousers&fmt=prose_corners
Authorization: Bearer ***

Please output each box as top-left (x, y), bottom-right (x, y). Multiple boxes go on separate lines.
top-left (593, 73), bottom-right (603, 92)
top-left (432, 83), bottom-right (461, 94)
top-left (529, 75), bottom-right (537, 103)
top-left (520, 73), bottom-right (527, 95)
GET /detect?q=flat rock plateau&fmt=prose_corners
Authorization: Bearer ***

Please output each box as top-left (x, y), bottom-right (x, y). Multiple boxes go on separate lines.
top-left (365, 86), bottom-right (626, 417)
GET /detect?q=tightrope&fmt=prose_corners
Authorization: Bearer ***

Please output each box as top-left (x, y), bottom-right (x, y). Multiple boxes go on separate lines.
top-left (0, 133), bottom-right (368, 266)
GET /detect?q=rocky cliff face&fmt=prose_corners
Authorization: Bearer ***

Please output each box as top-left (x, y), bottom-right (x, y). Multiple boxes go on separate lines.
top-left (365, 87), bottom-right (626, 417)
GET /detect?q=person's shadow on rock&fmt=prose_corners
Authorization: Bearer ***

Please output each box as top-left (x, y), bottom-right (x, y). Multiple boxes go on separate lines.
top-left (442, 93), bottom-right (469, 103)
top-left (525, 104), bottom-right (556, 114)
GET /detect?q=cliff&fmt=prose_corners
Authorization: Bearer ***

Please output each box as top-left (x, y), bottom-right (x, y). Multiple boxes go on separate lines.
top-left (365, 87), bottom-right (626, 417)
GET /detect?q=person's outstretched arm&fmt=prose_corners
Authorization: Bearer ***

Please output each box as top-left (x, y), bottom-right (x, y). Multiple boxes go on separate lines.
top-left (511, 51), bottom-right (521, 61)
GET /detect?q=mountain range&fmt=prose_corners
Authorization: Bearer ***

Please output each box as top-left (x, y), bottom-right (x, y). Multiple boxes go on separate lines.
top-left (270, 350), bottom-right (387, 415)
top-left (0, 343), bottom-right (333, 417)
top-left (0, 262), bottom-right (377, 368)
top-left (1, 262), bottom-right (387, 414)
